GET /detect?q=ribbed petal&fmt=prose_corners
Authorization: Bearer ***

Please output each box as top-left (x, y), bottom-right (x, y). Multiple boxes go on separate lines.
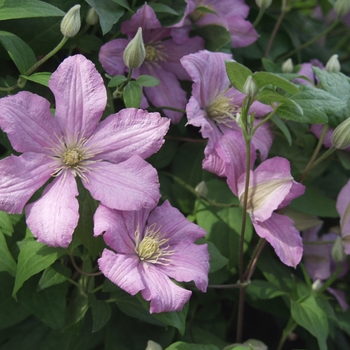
top-left (253, 213), bottom-right (303, 267)
top-left (94, 204), bottom-right (150, 253)
top-left (98, 249), bottom-right (145, 295)
top-left (337, 179), bottom-right (350, 254)
top-left (99, 39), bottom-right (128, 76)
top-left (49, 55), bottom-right (107, 142)
top-left (86, 108), bottom-right (170, 163)
top-left (0, 152), bottom-right (54, 214)
top-left (140, 263), bottom-right (192, 313)
top-left (84, 156), bottom-right (160, 211)
top-left (0, 91), bottom-right (61, 153)
top-left (25, 172), bottom-right (79, 248)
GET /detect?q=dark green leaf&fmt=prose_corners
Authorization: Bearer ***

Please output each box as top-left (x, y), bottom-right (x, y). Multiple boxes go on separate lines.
top-left (261, 58), bottom-right (279, 73)
top-left (206, 240), bottom-right (228, 273)
top-left (137, 75), bottom-right (160, 87)
top-left (194, 25), bottom-right (231, 51)
top-left (111, 0), bottom-right (133, 12)
top-left (38, 262), bottom-right (71, 291)
top-left (195, 6), bottom-right (217, 15)
top-left (88, 294), bottom-right (112, 333)
top-left (0, 230), bottom-right (16, 276)
top-left (76, 34), bottom-right (104, 53)
top-left (0, 31), bottom-right (36, 73)
top-left (328, 99), bottom-right (350, 128)
top-left (225, 61), bottom-right (252, 92)
top-left (253, 71), bottom-right (299, 94)
top-left (165, 342), bottom-right (220, 350)
top-left (108, 74), bottom-right (127, 87)
top-left (65, 286), bottom-right (89, 327)
top-left (20, 72), bottom-right (51, 87)
top-left (271, 114), bottom-right (292, 146)
top-left (0, 211), bottom-right (13, 235)
top-left (247, 280), bottom-right (289, 300)
top-left (123, 80), bottom-right (142, 108)
top-left (148, 3), bottom-right (179, 15)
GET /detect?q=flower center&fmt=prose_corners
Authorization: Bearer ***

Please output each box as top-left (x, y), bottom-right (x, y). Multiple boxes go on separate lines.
top-left (63, 148), bottom-right (84, 166)
top-left (145, 42), bottom-right (168, 64)
top-left (134, 223), bottom-right (173, 265)
top-left (206, 94), bottom-right (239, 124)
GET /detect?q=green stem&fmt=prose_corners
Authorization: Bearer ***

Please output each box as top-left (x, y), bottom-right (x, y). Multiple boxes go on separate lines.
top-left (277, 317), bottom-right (297, 350)
top-left (69, 252), bottom-right (102, 277)
top-left (253, 8), bottom-right (265, 27)
top-left (208, 283), bottom-right (248, 289)
top-left (243, 238), bottom-right (267, 281)
top-left (265, 9), bottom-right (287, 58)
top-left (317, 264), bottom-right (342, 295)
top-left (251, 107), bottom-right (277, 137)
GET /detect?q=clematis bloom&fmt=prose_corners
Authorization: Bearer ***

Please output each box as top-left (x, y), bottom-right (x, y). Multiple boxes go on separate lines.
top-left (94, 200), bottom-right (209, 313)
top-left (0, 54), bottom-right (170, 248)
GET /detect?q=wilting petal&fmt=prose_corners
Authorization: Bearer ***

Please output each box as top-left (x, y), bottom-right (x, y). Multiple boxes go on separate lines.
top-left (84, 156), bottom-right (160, 211)
top-left (0, 91), bottom-right (61, 153)
top-left (253, 213), bottom-right (303, 267)
top-left (87, 108), bottom-right (170, 163)
top-left (49, 55), bottom-right (107, 142)
top-left (0, 152), bottom-right (54, 214)
top-left (140, 263), bottom-right (192, 313)
top-left (25, 172), bottom-right (79, 248)
top-left (99, 39), bottom-right (128, 76)
top-left (98, 249), bottom-right (145, 295)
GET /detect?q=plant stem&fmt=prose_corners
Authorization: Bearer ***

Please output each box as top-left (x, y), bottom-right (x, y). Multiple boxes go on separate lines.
top-left (253, 8), bottom-right (265, 27)
top-left (243, 238), bottom-right (267, 281)
top-left (277, 317), bottom-right (297, 350)
top-left (265, 9), bottom-right (287, 58)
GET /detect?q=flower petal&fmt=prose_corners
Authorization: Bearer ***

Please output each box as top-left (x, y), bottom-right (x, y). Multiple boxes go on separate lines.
top-left (99, 39), bottom-right (128, 76)
top-left (140, 263), bottom-right (192, 313)
top-left (0, 91), bottom-right (61, 153)
top-left (87, 108), bottom-right (170, 163)
top-left (49, 54), bottom-right (107, 141)
top-left (84, 156), bottom-right (160, 211)
top-left (337, 179), bottom-right (350, 254)
top-left (25, 172), bottom-right (79, 248)
top-left (253, 213), bottom-right (303, 267)
top-left (0, 152), bottom-right (54, 213)
top-left (98, 249), bottom-right (145, 295)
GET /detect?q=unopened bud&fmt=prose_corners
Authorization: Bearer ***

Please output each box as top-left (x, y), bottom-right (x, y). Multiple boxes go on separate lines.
top-left (311, 279), bottom-right (323, 292)
top-left (85, 7), bottom-right (99, 26)
top-left (282, 58), bottom-right (294, 73)
top-left (243, 75), bottom-right (259, 98)
top-left (145, 340), bottom-right (162, 350)
top-left (243, 339), bottom-right (268, 350)
top-left (60, 5), bottom-right (81, 38)
top-left (334, 0), bottom-right (350, 17)
top-left (123, 27), bottom-right (146, 69)
top-left (255, 0), bottom-right (272, 10)
top-left (332, 236), bottom-right (346, 262)
top-left (332, 118), bottom-right (350, 149)
top-left (195, 181), bottom-right (208, 197)
top-left (326, 54), bottom-right (341, 72)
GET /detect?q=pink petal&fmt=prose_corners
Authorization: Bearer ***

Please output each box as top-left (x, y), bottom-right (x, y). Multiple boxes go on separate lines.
top-left (227, 17), bottom-right (258, 48)
top-left (250, 122), bottom-right (274, 161)
top-left (139, 263), bottom-right (192, 313)
top-left (99, 39), bottom-right (128, 76)
top-left (83, 156), bottom-right (160, 211)
top-left (98, 249), bottom-right (145, 295)
top-left (328, 288), bottom-right (349, 311)
top-left (253, 213), bottom-right (303, 267)
top-left (86, 108), bottom-right (170, 163)
top-left (25, 172), bottom-right (79, 248)
top-left (310, 124), bottom-right (334, 149)
top-left (0, 91), bottom-right (61, 153)
top-left (337, 179), bottom-right (350, 254)
top-left (0, 152), bottom-right (54, 214)
top-left (49, 55), bottom-right (107, 142)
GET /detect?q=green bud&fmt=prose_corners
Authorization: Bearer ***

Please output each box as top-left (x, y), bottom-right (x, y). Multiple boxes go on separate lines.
top-left (123, 27), bottom-right (146, 69)
top-left (195, 181), bottom-right (208, 197)
top-left (243, 75), bottom-right (259, 98)
top-left (85, 7), bottom-right (99, 26)
top-left (326, 54), bottom-right (341, 72)
top-left (60, 5), bottom-right (81, 38)
top-left (334, 0), bottom-right (350, 17)
top-left (145, 340), bottom-right (162, 350)
top-left (281, 58), bottom-right (293, 73)
top-left (255, 0), bottom-right (272, 10)
top-left (332, 117), bottom-right (350, 149)
top-left (311, 279), bottom-right (323, 292)
top-left (331, 236), bottom-right (346, 263)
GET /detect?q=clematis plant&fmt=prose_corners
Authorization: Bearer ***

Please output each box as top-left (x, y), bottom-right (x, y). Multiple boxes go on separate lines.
top-left (0, 54), bottom-right (170, 248)
top-left (94, 200), bottom-right (209, 313)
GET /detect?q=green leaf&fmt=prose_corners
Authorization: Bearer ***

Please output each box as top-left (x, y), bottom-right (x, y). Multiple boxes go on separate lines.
top-left (20, 72), bottom-right (51, 87)
top-left (123, 80), bottom-right (142, 108)
top-left (271, 115), bottom-right (292, 146)
top-left (0, 0), bottom-right (65, 20)
top-left (225, 61), bottom-right (252, 92)
top-left (148, 3), bottom-right (179, 15)
top-left (313, 67), bottom-right (350, 103)
top-left (111, 0), bottom-right (133, 12)
top-left (206, 240), bottom-right (228, 273)
top-left (291, 296), bottom-right (328, 350)
top-left (261, 58), bottom-right (279, 73)
top-left (194, 25), bottom-right (231, 51)
top-left (88, 294), bottom-right (112, 333)
top-left (65, 285), bottom-right (89, 327)
top-left (195, 6), bottom-right (217, 15)
top-left (247, 280), bottom-right (288, 300)
top-left (108, 74), bottom-right (127, 87)
top-left (76, 34), bottom-right (104, 53)
top-left (0, 211), bottom-right (13, 235)
top-left (165, 342), bottom-right (220, 350)
top-left (137, 75), bottom-right (160, 87)
top-left (37, 262), bottom-right (71, 291)
top-left (0, 31), bottom-right (36, 73)
top-left (0, 230), bottom-right (16, 276)
top-left (13, 240), bottom-right (65, 297)
top-left (253, 71), bottom-right (299, 94)
top-left (85, 0), bottom-right (124, 35)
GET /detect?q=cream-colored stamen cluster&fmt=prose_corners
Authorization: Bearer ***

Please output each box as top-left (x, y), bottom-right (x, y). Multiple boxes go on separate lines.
top-left (134, 223), bottom-right (174, 265)
top-left (145, 41), bottom-right (168, 67)
top-left (206, 93), bottom-right (239, 125)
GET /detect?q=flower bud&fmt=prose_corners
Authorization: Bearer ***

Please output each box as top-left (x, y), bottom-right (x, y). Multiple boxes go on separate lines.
top-left (332, 118), bottom-right (350, 149)
top-left (85, 7), bottom-right (99, 26)
top-left (243, 75), bottom-right (259, 98)
top-left (255, 0), bottom-right (272, 10)
top-left (60, 5), bottom-right (81, 38)
top-left (123, 27), bottom-right (146, 69)
top-left (195, 181), bottom-right (208, 197)
top-left (145, 340), bottom-right (162, 350)
top-left (243, 339), bottom-right (268, 350)
top-left (311, 279), bottom-right (323, 292)
top-left (331, 236), bottom-right (346, 262)
top-left (334, 0), bottom-right (350, 17)
top-left (326, 54), bottom-right (341, 72)
top-left (282, 58), bottom-right (294, 73)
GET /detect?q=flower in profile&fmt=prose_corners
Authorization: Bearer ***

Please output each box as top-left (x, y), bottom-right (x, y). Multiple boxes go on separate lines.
top-left (99, 4), bottom-right (204, 124)
top-left (94, 200), bottom-right (209, 313)
top-left (0, 54), bottom-right (170, 248)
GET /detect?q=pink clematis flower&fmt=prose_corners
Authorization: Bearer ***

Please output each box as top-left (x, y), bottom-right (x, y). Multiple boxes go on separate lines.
top-left (94, 200), bottom-right (209, 313)
top-left (99, 4), bottom-right (204, 124)
top-left (0, 54), bottom-right (170, 248)
top-left (181, 50), bottom-right (273, 176)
